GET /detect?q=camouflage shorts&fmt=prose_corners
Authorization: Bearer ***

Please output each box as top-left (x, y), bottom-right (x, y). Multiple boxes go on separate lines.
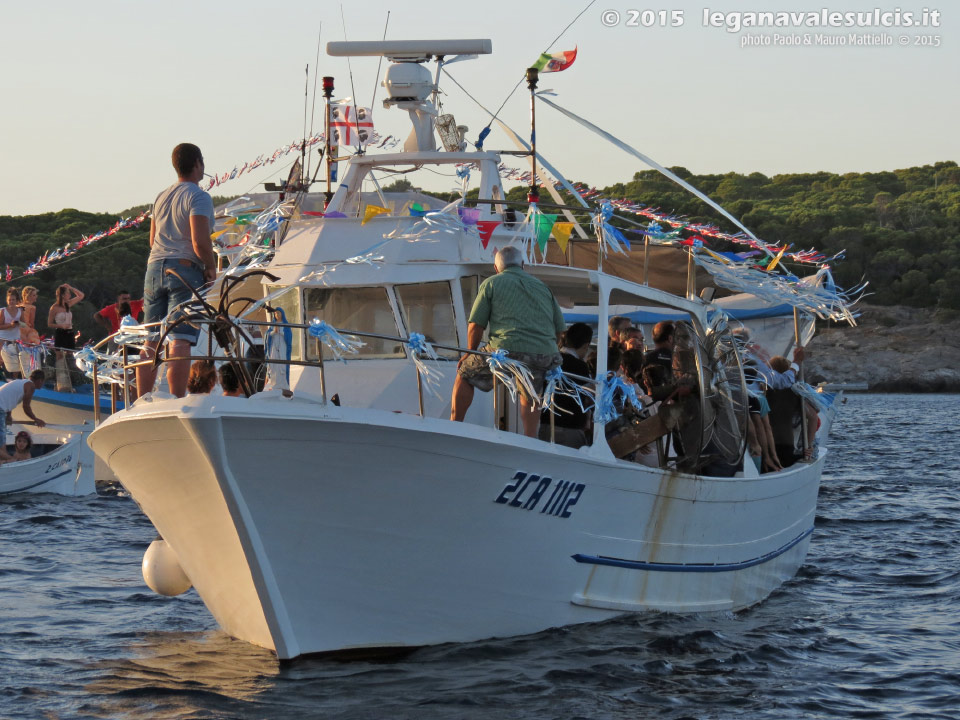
top-left (458, 348), bottom-right (562, 399)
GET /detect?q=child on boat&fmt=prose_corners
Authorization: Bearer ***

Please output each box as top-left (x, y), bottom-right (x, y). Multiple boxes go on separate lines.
top-left (11, 430), bottom-right (32, 462)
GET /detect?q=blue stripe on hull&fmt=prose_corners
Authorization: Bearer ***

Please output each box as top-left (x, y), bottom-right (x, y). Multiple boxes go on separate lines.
top-left (33, 387), bottom-right (120, 413)
top-left (572, 526), bottom-right (814, 573)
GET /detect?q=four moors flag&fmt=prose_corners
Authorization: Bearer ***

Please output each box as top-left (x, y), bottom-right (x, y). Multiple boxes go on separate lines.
top-left (330, 101), bottom-right (374, 148)
top-left (532, 47), bottom-right (577, 73)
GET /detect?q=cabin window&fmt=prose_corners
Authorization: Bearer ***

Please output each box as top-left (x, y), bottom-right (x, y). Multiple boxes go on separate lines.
top-left (303, 287), bottom-right (402, 359)
top-left (264, 286), bottom-right (302, 361)
top-left (395, 282), bottom-right (459, 359)
top-left (459, 275), bottom-right (478, 321)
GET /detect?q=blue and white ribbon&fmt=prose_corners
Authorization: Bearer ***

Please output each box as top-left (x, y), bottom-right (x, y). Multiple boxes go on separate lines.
top-left (791, 381), bottom-right (836, 413)
top-left (486, 349), bottom-right (538, 404)
top-left (307, 319), bottom-right (365, 360)
top-left (592, 202), bottom-right (629, 256)
top-left (595, 374), bottom-right (641, 424)
top-left (406, 332), bottom-right (444, 397)
top-left (541, 365), bottom-right (594, 416)
top-left (112, 315), bottom-right (151, 348)
top-left (385, 199), bottom-right (469, 242)
top-left (690, 253), bottom-right (865, 325)
top-left (74, 345), bottom-right (126, 385)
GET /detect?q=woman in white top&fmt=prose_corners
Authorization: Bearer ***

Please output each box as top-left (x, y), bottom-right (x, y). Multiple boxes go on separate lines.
top-left (48, 284), bottom-right (84, 352)
top-left (17, 286), bottom-right (42, 375)
top-left (0, 288), bottom-right (24, 379)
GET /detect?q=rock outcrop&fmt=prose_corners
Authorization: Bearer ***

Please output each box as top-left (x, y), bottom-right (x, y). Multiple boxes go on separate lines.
top-left (804, 304), bottom-right (960, 392)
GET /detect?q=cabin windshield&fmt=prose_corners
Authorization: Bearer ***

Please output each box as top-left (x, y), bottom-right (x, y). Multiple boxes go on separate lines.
top-left (304, 287), bottom-right (403, 359)
top-left (395, 282), bottom-right (459, 359)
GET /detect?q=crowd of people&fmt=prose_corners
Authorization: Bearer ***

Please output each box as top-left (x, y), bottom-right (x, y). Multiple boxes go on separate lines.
top-left (448, 246), bottom-right (816, 473)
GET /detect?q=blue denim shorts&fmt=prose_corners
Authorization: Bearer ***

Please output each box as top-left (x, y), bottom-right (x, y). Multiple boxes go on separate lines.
top-left (143, 258), bottom-right (205, 344)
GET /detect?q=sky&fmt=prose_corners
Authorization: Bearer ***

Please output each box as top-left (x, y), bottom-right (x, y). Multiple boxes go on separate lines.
top-left (1, 0), bottom-right (956, 216)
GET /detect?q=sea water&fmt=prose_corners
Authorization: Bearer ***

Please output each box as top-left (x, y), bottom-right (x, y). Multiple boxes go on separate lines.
top-left (1, 394), bottom-right (957, 719)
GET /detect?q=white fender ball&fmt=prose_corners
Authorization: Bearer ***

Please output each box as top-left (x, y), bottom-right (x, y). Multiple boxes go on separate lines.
top-left (142, 539), bottom-right (192, 596)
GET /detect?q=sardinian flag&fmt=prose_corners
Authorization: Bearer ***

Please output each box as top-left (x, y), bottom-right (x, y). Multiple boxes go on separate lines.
top-left (532, 47), bottom-right (577, 73)
top-left (330, 102), bottom-right (374, 148)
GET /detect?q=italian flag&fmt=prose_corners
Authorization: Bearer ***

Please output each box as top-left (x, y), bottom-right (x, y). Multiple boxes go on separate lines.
top-left (532, 47), bottom-right (577, 73)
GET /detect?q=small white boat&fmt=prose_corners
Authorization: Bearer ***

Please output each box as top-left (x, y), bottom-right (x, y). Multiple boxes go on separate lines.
top-left (89, 38), bottom-right (859, 659)
top-left (0, 423), bottom-right (96, 496)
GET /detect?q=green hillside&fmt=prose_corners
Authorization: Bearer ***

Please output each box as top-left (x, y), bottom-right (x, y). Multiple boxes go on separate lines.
top-left (2, 162), bottom-right (957, 346)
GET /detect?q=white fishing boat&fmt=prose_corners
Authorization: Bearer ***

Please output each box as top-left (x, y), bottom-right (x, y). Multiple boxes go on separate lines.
top-left (0, 423), bottom-right (96, 496)
top-left (88, 38), bottom-right (858, 659)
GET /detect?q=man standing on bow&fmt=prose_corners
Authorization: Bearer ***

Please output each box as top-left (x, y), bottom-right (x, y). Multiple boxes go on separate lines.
top-left (451, 246), bottom-right (565, 438)
top-left (137, 143), bottom-right (217, 398)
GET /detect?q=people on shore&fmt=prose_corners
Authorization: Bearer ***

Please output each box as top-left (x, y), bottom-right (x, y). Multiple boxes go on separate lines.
top-left (0, 288), bottom-right (24, 379)
top-left (451, 246), bottom-right (565, 438)
top-left (19, 287), bottom-right (38, 335)
top-left (48, 284), bottom-right (84, 352)
top-left (94, 290), bottom-right (144, 336)
top-left (136, 143), bottom-right (217, 398)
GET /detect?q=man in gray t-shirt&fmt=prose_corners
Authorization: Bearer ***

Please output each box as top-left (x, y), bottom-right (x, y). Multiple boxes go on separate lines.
top-left (136, 143), bottom-right (218, 399)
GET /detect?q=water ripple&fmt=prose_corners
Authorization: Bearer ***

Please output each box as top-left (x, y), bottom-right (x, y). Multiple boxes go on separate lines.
top-left (0, 394), bottom-right (958, 718)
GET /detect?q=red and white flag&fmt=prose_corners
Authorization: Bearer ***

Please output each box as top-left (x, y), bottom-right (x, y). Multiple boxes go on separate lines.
top-left (330, 102), bottom-right (374, 148)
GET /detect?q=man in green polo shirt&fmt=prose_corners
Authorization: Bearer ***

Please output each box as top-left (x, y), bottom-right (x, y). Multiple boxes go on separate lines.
top-left (451, 246), bottom-right (564, 437)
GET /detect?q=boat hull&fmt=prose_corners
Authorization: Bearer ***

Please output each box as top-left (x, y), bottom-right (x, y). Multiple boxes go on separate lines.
top-left (0, 425), bottom-right (95, 497)
top-left (90, 395), bottom-right (823, 659)
top-left (23, 387), bottom-right (120, 481)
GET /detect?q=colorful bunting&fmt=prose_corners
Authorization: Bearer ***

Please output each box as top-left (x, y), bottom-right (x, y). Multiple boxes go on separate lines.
top-left (361, 204), bottom-right (390, 225)
top-left (765, 245), bottom-right (788, 272)
top-left (533, 213), bottom-right (557, 253)
top-left (6, 211), bottom-right (150, 283)
top-left (476, 221), bottom-right (500, 249)
top-left (551, 222), bottom-right (574, 253)
top-left (202, 123), bottom-right (400, 193)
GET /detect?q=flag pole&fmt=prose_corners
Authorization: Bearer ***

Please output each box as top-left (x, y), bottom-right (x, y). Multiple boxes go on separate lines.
top-left (322, 76), bottom-right (335, 208)
top-left (526, 67), bottom-right (540, 205)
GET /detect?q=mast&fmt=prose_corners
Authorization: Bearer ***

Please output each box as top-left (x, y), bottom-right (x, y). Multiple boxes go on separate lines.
top-left (323, 76), bottom-right (335, 207)
top-left (526, 66), bottom-right (540, 204)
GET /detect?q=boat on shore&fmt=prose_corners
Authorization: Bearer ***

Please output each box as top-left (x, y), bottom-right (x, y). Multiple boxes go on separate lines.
top-left (88, 38), bottom-right (858, 659)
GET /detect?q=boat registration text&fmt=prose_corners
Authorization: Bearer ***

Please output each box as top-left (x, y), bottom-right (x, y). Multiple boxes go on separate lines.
top-left (494, 471), bottom-right (585, 519)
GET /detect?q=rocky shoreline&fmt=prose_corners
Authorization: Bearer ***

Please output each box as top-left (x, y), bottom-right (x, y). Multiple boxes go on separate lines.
top-left (805, 304), bottom-right (960, 392)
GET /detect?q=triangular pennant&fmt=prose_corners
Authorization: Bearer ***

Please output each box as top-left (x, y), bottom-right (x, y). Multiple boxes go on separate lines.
top-left (551, 222), bottom-right (574, 254)
top-left (458, 206), bottom-right (480, 226)
top-left (362, 204), bottom-right (390, 225)
top-left (476, 220), bottom-right (501, 249)
top-left (533, 213), bottom-right (557, 254)
top-left (765, 245), bottom-right (788, 272)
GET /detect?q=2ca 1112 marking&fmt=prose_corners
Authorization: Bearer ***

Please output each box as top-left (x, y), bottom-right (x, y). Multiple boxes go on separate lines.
top-left (494, 471), bottom-right (585, 519)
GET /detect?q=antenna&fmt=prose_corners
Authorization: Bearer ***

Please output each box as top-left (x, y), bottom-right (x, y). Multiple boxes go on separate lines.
top-left (307, 26), bottom-right (323, 182)
top-left (369, 11), bottom-right (391, 113)
top-left (339, 4), bottom-right (363, 155)
top-left (301, 63), bottom-right (309, 188)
